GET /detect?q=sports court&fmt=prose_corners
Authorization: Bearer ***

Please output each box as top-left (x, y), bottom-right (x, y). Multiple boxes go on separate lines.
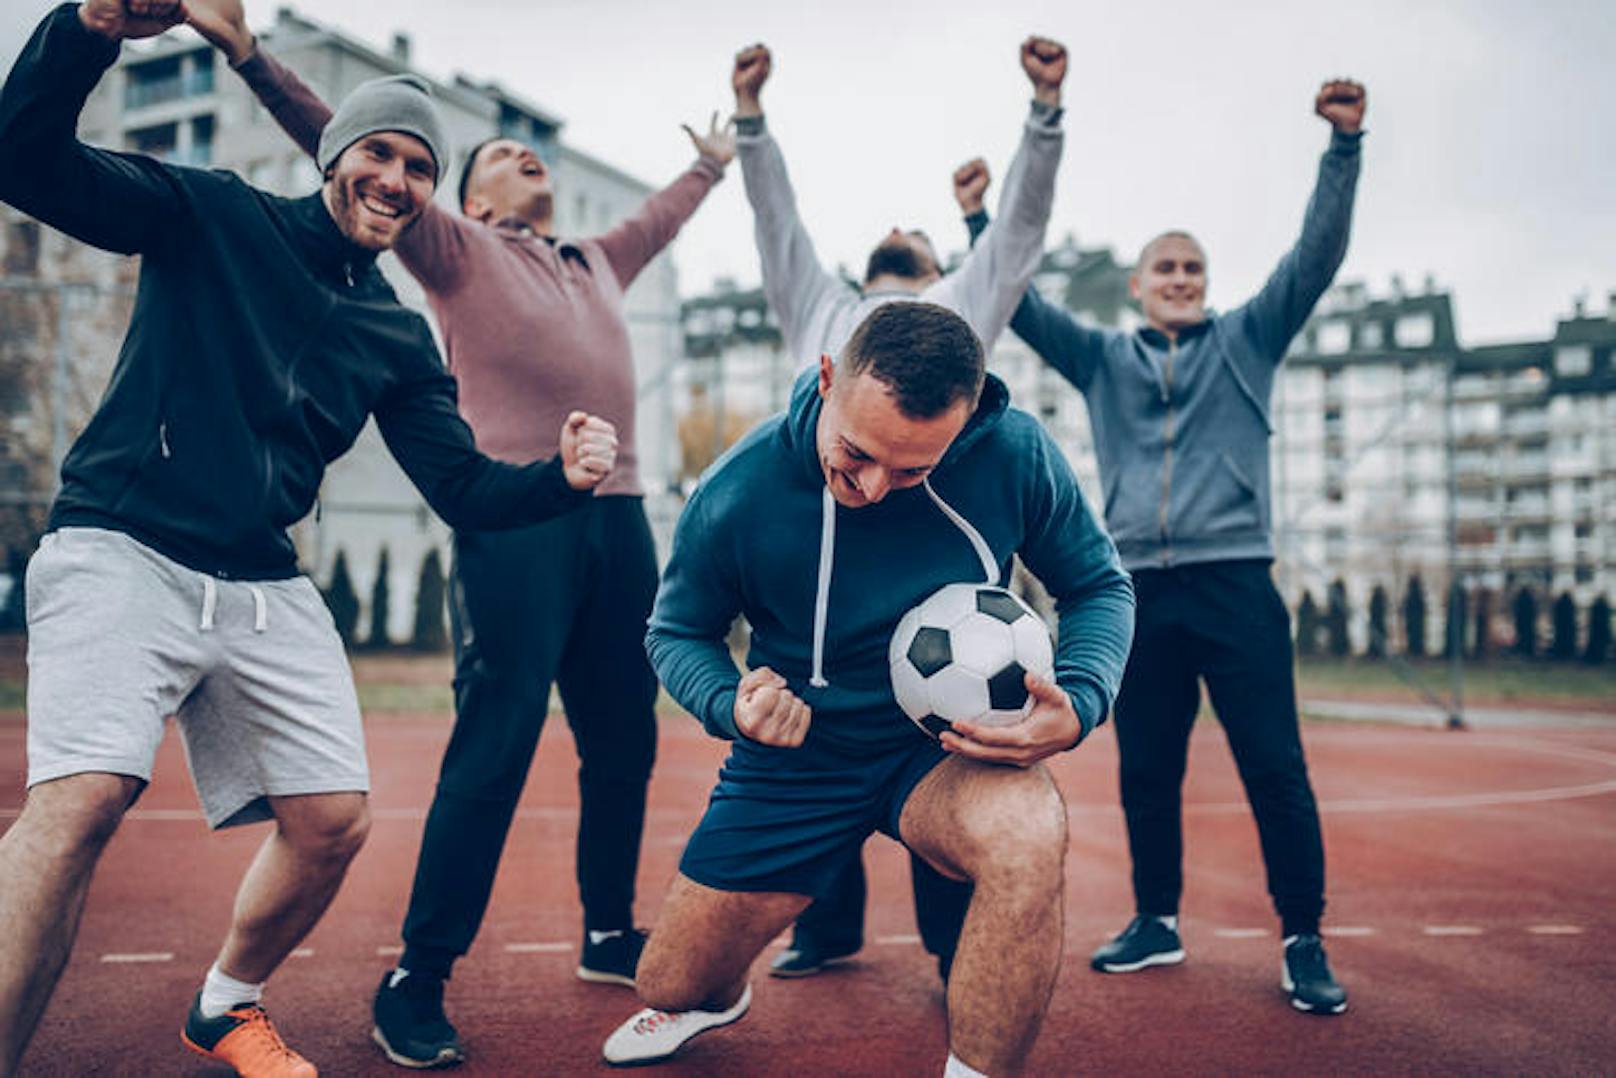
top-left (3, 651), bottom-right (1612, 1074)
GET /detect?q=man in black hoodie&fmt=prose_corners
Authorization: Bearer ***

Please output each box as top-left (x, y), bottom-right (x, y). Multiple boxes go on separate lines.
top-left (0, 3), bottom-right (617, 1075)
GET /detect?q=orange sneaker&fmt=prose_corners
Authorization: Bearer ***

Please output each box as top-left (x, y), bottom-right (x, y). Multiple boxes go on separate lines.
top-left (181, 991), bottom-right (317, 1077)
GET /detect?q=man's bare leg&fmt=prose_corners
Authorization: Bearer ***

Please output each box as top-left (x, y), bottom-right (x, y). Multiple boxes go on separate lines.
top-left (635, 874), bottom-right (810, 1012)
top-left (210, 792), bottom-right (370, 984)
top-left (901, 757), bottom-right (1068, 1076)
top-left (0, 772), bottom-right (143, 1076)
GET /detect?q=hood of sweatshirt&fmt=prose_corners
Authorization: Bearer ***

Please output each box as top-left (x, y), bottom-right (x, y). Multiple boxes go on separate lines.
top-left (777, 366), bottom-right (1012, 691)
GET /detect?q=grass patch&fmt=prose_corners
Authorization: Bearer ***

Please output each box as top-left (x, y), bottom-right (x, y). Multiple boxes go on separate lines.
top-left (1296, 656), bottom-right (1616, 708)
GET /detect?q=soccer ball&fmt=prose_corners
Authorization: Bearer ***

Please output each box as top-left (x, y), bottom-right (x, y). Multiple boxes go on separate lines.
top-left (889, 583), bottom-right (1054, 739)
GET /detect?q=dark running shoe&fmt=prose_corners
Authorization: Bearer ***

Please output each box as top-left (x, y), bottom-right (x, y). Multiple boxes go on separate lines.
top-left (1283, 934), bottom-right (1348, 1015)
top-left (1090, 915), bottom-right (1187, 973)
top-left (578, 928), bottom-right (649, 987)
top-left (768, 938), bottom-right (861, 978)
top-left (372, 969), bottom-right (465, 1068)
top-left (181, 991), bottom-right (316, 1077)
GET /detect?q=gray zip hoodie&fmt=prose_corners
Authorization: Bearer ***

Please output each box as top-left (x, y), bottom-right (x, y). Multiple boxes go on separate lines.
top-left (738, 101), bottom-right (1063, 363)
top-left (969, 129), bottom-right (1363, 570)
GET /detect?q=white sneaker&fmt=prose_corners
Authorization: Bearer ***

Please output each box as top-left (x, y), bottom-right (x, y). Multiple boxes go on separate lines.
top-left (602, 983), bottom-right (753, 1066)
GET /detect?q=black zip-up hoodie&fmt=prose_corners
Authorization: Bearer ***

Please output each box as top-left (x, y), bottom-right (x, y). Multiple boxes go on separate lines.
top-left (0, 6), bottom-right (589, 580)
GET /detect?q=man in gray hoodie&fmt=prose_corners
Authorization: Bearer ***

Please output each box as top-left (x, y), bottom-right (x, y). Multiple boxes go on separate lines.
top-left (954, 78), bottom-right (1367, 1015)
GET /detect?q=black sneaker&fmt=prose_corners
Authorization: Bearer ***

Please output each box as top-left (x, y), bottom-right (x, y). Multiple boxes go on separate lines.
top-left (1090, 915), bottom-right (1187, 973)
top-left (578, 928), bottom-right (648, 987)
top-left (767, 937), bottom-right (861, 979)
top-left (371, 969), bottom-right (465, 1069)
top-left (1283, 934), bottom-right (1348, 1015)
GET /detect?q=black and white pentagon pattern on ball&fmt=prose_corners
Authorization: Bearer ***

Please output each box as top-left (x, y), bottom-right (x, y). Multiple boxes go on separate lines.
top-left (889, 583), bottom-right (1055, 739)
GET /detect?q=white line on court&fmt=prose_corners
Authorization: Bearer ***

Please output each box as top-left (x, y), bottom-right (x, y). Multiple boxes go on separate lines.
top-left (1423, 926), bottom-right (1484, 936)
top-left (875, 935), bottom-right (921, 946)
top-left (290, 948), bottom-right (315, 958)
top-left (376, 945), bottom-right (404, 956)
top-left (1322, 926), bottom-right (1377, 937)
top-left (1213, 928), bottom-right (1269, 939)
top-left (1527, 925), bottom-right (1584, 935)
top-left (100, 952), bottom-right (173, 963)
top-left (504, 942), bottom-right (573, 953)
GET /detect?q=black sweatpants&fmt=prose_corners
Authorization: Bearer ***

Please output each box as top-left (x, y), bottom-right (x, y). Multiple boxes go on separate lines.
top-left (792, 848), bottom-right (973, 963)
top-left (1115, 559), bottom-right (1325, 937)
top-left (399, 497), bottom-right (659, 977)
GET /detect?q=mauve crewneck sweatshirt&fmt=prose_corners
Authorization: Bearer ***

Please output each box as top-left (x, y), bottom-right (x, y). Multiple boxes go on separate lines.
top-left (238, 47), bottom-right (726, 496)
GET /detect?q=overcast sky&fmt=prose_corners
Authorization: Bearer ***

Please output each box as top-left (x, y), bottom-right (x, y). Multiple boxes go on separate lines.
top-left (4, 0), bottom-right (1612, 345)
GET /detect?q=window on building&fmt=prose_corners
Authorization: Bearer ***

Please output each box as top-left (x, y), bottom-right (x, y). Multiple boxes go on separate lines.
top-left (3, 220), bottom-right (40, 275)
top-left (1575, 522), bottom-right (1594, 539)
top-left (124, 55), bottom-right (183, 110)
top-left (188, 49), bottom-right (215, 95)
top-left (187, 114), bottom-right (215, 167)
top-left (127, 121), bottom-right (178, 160)
top-left (1358, 321), bottom-right (1383, 349)
top-left (1316, 321), bottom-right (1351, 354)
top-left (1555, 345), bottom-right (1592, 377)
top-left (1394, 313), bottom-right (1434, 348)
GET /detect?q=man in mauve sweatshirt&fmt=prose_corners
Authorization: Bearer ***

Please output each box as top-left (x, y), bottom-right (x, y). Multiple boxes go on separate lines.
top-left (188, 0), bottom-right (738, 1066)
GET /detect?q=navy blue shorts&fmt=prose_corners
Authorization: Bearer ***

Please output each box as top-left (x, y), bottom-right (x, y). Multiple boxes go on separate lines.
top-left (678, 735), bottom-right (949, 899)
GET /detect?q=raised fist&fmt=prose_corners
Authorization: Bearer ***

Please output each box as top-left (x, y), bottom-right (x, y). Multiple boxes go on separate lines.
top-left (733, 43), bottom-right (772, 117)
top-left (79, 0), bottom-right (183, 41)
top-left (952, 158), bottom-right (990, 216)
top-left (1315, 79), bottom-right (1367, 134)
top-left (1020, 36), bottom-right (1067, 106)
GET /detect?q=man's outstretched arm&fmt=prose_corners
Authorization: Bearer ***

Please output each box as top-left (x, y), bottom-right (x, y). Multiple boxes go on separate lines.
top-left (595, 114), bottom-right (733, 289)
top-left (956, 159), bottom-right (1110, 393)
top-left (0, 2), bottom-right (194, 255)
top-left (1238, 79), bottom-right (1367, 361)
top-left (732, 43), bottom-right (848, 361)
top-left (926, 36), bottom-right (1067, 355)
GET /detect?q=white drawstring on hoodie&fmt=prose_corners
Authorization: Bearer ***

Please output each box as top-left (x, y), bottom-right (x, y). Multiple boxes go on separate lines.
top-left (807, 477), bottom-right (997, 689)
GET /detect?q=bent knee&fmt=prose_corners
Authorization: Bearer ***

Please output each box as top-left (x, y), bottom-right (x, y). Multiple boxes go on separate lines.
top-left (276, 794), bottom-right (371, 861)
top-left (961, 770), bottom-right (1068, 872)
top-left (20, 773), bottom-right (141, 853)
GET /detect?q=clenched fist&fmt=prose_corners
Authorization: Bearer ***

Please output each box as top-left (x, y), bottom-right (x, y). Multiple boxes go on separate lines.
top-left (1020, 36), bottom-right (1067, 106)
top-left (952, 158), bottom-right (990, 217)
top-left (1314, 79), bottom-right (1367, 134)
top-left (732, 43), bottom-right (772, 118)
top-left (733, 666), bottom-right (811, 747)
top-left (559, 411), bottom-right (617, 490)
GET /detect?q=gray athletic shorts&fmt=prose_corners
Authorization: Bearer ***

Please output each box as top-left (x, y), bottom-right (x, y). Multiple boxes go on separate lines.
top-left (24, 527), bottom-right (368, 829)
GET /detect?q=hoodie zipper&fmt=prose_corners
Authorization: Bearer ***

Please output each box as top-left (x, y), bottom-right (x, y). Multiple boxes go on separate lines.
top-left (1158, 337), bottom-right (1177, 563)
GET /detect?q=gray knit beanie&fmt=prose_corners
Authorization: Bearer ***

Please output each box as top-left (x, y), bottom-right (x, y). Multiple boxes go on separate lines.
top-left (316, 74), bottom-right (446, 185)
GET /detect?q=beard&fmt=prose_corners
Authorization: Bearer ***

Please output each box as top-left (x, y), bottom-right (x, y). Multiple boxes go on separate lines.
top-left (864, 240), bottom-right (931, 283)
top-left (327, 177), bottom-right (417, 251)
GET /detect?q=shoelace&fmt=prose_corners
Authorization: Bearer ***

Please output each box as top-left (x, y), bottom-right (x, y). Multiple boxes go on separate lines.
top-left (232, 1007), bottom-right (304, 1064)
top-left (632, 1010), bottom-right (679, 1035)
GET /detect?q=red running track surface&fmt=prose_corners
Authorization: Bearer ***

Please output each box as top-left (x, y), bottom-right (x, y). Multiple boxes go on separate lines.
top-left (2, 706), bottom-right (1614, 1075)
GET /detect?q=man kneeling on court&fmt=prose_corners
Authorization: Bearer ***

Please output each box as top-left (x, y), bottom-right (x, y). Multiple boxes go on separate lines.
top-left (0, 3), bottom-right (616, 1076)
top-left (601, 302), bottom-right (1135, 1076)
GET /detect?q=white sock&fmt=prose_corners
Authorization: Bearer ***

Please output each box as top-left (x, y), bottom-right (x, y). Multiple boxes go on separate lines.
top-left (589, 929), bottom-right (626, 945)
top-left (944, 1052), bottom-right (988, 1078)
top-left (1156, 915), bottom-right (1179, 931)
top-left (198, 963), bottom-right (264, 1019)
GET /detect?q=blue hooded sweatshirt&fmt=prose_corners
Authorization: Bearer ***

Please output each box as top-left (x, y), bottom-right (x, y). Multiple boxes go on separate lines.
top-left (647, 368), bottom-right (1135, 758)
